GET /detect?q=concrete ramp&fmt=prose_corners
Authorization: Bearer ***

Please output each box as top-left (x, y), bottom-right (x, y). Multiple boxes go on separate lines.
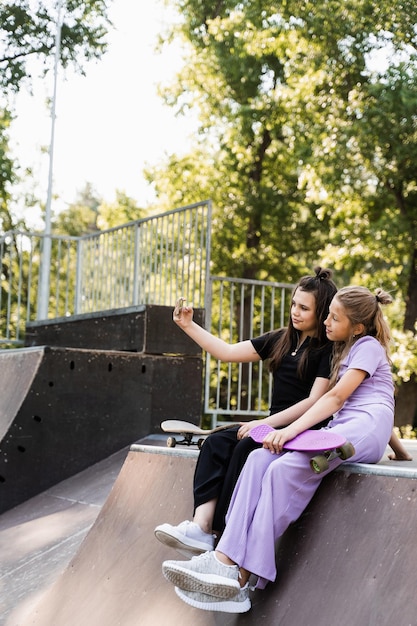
top-left (0, 345), bottom-right (202, 513)
top-left (17, 446), bottom-right (417, 626)
top-left (0, 347), bottom-right (44, 441)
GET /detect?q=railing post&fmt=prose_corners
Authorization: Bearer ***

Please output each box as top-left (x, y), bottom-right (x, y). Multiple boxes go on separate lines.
top-left (203, 200), bottom-right (212, 328)
top-left (37, 0), bottom-right (65, 321)
top-left (133, 222), bottom-right (140, 305)
top-left (74, 238), bottom-right (83, 315)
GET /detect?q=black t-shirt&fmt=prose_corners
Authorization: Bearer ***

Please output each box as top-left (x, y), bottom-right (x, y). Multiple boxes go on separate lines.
top-left (251, 330), bottom-right (333, 415)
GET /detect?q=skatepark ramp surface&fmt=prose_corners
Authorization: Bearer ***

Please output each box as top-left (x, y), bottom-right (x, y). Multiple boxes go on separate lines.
top-left (8, 444), bottom-right (417, 626)
top-left (0, 341), bottom-right (202, 513)
top-left (0, 348), bottom-right (44, 442)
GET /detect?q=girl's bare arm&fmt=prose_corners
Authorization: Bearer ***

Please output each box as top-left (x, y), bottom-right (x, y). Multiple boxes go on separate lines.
top-left (173, 298), bottom-right (260, 363)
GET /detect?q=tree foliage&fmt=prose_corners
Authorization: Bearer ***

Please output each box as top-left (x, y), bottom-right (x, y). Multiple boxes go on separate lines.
top-left (98, 190), bottom-right (147, 229)
top-left (0, 0), bottom-right (110, 94)
top-left (0, 0), bottom-right (111, 234)
top-left (52, 184), bottom-right (147, 234)
top-left (147, 0), bottom-right (417, 426)
top-left (0, 109), bottom-right (15, 231)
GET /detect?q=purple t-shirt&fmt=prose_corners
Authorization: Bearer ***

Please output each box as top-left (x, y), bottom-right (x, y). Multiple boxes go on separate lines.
top-left (336, 335), bottom-right (394, 411)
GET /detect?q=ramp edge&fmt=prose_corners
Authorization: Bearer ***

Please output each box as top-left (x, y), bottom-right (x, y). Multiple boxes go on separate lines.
top-left (130, 443), bottom-right (199, 459)
top-left (130, 443), bottom-right (417, 478)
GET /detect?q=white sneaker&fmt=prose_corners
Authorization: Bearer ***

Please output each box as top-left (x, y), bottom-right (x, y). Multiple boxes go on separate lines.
top-left (175, 584), bottom-right (251, 613)
top-left (162, 551), bottom-right (240, 598)
top-left (155, 520), bottom-right (215, 557)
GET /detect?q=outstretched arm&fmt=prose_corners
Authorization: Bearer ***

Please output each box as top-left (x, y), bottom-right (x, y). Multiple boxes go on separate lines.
top-left (387, 430), bottom-right (413, 461)
top-left (173, 297), bottom-right (260, 363)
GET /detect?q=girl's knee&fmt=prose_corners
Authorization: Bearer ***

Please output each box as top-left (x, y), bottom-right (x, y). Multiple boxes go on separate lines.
top-left (244, 447), bottom-right (275, 472)
top-left (235, 437), bottom-right (260, 456)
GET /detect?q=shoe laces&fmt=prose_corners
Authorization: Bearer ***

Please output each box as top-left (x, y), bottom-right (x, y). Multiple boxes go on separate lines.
top-left (190, 550), bottom-right (212, 563)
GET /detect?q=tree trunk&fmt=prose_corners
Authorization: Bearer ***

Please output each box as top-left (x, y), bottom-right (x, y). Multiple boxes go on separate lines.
top-left (404, 246), bottom-right (417, 331)
top-left (394, 245), bottom-right (417, 429)
top-left (395, 375), bottom-right (417, 430)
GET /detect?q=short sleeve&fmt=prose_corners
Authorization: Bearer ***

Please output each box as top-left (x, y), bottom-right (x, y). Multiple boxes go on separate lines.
top-left (343, 336), bottom-right (385, 377)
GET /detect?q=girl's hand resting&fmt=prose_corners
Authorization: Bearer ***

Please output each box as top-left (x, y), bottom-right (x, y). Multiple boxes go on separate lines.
top-left (237, 419), bottom-right (268, 440)
top-left (262, 425), bottom-right (298, 454)
top-left (387, 450), bottom-right (413, 461)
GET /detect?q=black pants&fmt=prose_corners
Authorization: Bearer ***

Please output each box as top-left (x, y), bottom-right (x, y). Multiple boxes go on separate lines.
top-left (193, 426), bottom-right (261, 532)
top-left (192, 416), bottom-right (331, 533)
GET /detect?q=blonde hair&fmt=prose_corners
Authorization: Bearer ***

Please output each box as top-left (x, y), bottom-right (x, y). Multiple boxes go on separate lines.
top-left (329, 286), bottom-right (393, 387)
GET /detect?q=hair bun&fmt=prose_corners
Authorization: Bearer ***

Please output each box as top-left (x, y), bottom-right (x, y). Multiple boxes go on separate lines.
top-left (314, 266), bottom-right (333, 281)
top-left (374, 288), bottom-right (393, 306)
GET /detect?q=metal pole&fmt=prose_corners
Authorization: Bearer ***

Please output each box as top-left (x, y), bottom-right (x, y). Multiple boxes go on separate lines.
top-left (37, 0), bottom-right (65, 320)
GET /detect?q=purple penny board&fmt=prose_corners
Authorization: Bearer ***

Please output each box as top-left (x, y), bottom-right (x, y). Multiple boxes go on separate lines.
top-left (249, 424), bottom-right (346, 451)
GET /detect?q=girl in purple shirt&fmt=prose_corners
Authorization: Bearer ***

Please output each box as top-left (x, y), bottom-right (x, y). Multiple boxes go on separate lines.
top-left (162, 286), bottom-right (398, 613)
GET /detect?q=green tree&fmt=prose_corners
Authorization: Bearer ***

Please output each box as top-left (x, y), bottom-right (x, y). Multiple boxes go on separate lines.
top-left (0, 0), bottom-right (111, 233)
top-left (0, 0), bottom-right (110, 94)
top-left (147, 0), bottom-right (417, 427)
top-left (52, 182), bottom-right (101, 235)
top-left (147, 1), bottom-right (334, 283)
top-left (53, 184), bottom-right (147, 234)
top-left (98, 190), bottom-right (147, 229)
top-left (0, 109), bottom-right (16, 232)
top-left (304, 60), bottom-right (417, 428)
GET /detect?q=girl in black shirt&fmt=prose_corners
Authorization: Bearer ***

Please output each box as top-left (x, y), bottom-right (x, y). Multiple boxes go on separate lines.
top-left (155, 267), bottom-right (338, 555)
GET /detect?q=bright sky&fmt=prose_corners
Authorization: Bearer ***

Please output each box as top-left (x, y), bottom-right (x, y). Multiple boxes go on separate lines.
top-left (9, 0), bottom-right (195, 228)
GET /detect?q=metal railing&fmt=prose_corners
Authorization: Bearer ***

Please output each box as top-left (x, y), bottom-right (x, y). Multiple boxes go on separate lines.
top-left (0, 201), bottom-right (211, 346)
top-left (0, 199), bottom-right (297, 426)
top-left (204, 275), bottom-right (295, 427)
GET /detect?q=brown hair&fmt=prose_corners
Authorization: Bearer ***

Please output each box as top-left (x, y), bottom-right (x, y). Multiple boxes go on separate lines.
top-left (329, 286), bottom-right (393, 387)
top-left (269, 266), bottom-right (338, 375)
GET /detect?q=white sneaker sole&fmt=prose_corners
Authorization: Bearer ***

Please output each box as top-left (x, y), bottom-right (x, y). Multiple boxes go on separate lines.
top-left (175, 586), bottom-right (251, 613)
top-left (162, 562), bottom-right (240, 598)
top-left (154, 527), bottom-right (213, 558)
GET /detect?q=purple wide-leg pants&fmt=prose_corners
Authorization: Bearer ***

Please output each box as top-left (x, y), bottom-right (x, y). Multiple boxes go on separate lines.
top-left (216, 405), bottom-right (393, 589)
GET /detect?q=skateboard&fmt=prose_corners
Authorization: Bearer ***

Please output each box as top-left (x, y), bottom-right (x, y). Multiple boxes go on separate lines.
top-left (160, 419), bottom-right (240, 449)
top-left (249, 424), bottom-right (355, 474)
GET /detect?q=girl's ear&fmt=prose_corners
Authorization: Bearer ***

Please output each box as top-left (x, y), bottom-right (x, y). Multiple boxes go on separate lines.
top-left (353, 323), bottom-right (365, 337)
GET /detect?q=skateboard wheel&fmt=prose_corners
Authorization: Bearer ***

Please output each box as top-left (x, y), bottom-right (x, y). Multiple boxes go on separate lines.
top-left (338, 442), bottom-right (355, 460)
top-left (310, 454), bottom-right (329, 474)
top-left (167, 436), bottom-right (177, 448)
top-left (197, 438), bottom-right (205, 449)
